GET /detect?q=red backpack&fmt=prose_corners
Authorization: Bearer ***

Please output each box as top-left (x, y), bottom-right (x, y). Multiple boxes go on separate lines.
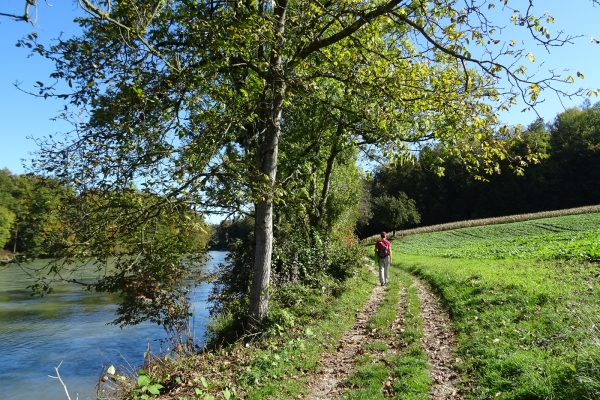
top-left (377, 240), bottom-right (389, 258)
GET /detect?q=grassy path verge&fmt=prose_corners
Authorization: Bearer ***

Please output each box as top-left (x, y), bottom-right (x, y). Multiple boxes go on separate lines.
top-left (413, 277), bottom-right (463, 399)
top-left (109, 257), bottom-right (465, 400)
top-left (344, 265), bottom-right (450, 400)
top-left (399, 254), bottom-right (600, 400)
top-left (107, 260), bottom-right (376, 400)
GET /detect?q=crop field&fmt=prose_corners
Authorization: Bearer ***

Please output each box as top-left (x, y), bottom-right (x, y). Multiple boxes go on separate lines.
top-left (394, 212), bottom-right (600, 399)
top-left (395, 212), bottom-right (600, 260)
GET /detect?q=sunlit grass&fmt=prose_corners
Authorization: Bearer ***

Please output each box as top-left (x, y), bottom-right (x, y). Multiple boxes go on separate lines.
top-left (399, 255), bottom-right (600, 399)
top-left (364, 204), bottom-right (600, 244)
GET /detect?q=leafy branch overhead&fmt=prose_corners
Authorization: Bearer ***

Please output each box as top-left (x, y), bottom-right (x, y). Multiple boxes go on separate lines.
top-left (16, 0), bottom-right (600, 326)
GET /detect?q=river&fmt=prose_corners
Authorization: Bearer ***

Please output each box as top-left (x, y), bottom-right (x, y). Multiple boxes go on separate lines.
top-left (0, 251), bottom-right (227, 400)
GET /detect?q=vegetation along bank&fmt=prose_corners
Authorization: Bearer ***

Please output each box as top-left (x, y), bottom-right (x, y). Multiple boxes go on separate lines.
top-left (92, 209), bottom-right (600, 400)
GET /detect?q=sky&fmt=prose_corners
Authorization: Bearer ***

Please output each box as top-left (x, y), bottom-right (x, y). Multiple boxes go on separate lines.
top-left (1, 1), bottom-right (600, 175)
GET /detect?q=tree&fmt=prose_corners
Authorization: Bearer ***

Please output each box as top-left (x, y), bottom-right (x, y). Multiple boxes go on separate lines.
top-left (372, 193), bottom-right (420, 236)
top-left (21, 0), bottom-right (597, 328)
top-left (0, 1), bottom-right (38, 23)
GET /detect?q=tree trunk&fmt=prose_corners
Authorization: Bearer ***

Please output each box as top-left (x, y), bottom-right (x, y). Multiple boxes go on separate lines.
top-left (247, 0), bottom-right (287, 328)
top-left (314, 121), bottom-right (342, 229)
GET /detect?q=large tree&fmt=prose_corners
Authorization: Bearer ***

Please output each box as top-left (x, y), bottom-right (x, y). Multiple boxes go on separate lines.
top-left (21, 0), bottom-right (596, 327)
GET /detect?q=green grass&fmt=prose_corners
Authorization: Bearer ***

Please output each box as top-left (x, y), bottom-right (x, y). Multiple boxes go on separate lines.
top-left (395, 213), bottom-right (600, 260)
top-left (395, 222), bottom-right (600, 400)
top-left (109, 265), bottom-right (376, 400)
top-left (238, 265), bottom-right (377, 400)
top-left (364, 205), bottom-right (600, 244)
top-left (390, 213), bottom-right (600, 399)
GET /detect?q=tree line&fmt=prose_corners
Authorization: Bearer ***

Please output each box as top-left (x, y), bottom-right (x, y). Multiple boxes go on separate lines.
top-left (362, 101), bottom-right (600, 236)
top-left (0, 169), bottom-right (67, 257)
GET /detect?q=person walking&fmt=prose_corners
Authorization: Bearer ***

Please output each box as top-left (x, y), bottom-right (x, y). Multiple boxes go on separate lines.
top-left (374, 231), bottom-right (392, 286)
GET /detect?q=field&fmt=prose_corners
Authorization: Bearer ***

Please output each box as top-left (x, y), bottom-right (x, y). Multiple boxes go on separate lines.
top-left (394, 212), bottom-right (600, 399)
top-left (395, 213), bottom-right (600, 260)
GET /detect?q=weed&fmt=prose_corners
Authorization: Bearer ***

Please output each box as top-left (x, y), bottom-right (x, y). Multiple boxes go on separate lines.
top-left (130, 370), bottom-right (163, 399)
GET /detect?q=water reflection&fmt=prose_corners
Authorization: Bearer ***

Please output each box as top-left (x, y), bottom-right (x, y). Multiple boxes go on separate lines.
top-left (0, 251), bottom-right (226, 400)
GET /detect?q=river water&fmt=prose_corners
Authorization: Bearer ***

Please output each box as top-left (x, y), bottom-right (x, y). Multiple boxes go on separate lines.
top-left (0, 251), bottom-right (227, 400)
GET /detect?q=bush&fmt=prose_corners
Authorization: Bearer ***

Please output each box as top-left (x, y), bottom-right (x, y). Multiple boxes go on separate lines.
top-left (206, 227), bottom-right (365, 346)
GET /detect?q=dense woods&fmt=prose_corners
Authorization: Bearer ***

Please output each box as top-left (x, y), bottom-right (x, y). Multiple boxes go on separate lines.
top-left (0, 170), bottom-right (67, 257)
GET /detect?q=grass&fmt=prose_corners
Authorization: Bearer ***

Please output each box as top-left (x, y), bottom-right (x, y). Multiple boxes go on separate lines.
top-left (393, 212), bottom-right (600, 399)
top-left (395, 213), bottom-right (600, 260)
top-left (109, 209), bottom-right (600, 400)
top-left (364, 204), bottom-right (600, 244)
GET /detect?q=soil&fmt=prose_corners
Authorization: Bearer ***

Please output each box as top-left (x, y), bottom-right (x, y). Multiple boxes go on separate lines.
top-left (413, 278), bottom-right (464, 399)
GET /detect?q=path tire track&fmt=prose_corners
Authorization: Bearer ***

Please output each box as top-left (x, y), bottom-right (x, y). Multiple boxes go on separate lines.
top-left (413, 278), bottom-right (464, 399)
top-left (303, 261), bottom-right (386, 399)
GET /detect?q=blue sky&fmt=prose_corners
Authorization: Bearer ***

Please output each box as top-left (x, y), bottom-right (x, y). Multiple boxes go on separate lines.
top-left (1, 1), bottom-right (600, 175)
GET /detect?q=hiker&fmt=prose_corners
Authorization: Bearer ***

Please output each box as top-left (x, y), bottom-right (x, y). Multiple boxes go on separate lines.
top-left (374, 231), bottom-right (392, 286)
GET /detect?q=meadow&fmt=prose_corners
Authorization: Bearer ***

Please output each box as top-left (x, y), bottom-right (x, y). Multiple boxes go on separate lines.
top-left (395, 212), bottom-right (600, 399)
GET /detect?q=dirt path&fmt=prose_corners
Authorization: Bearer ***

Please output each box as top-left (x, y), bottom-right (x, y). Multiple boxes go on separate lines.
top-left (413, 278), bottom-right (464, 399)
top-left (303, 261), bottom-right (387, 399)
top-left (303, 264), bottom-right (464, 400)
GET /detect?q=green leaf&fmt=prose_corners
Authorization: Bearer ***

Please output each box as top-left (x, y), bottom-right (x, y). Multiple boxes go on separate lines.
top-left (223, 388), bottom-right (231, 400)
top-left (138, 375), bottom-right (152, 387)
top-left (201, 377), bottom-right (208, 388)
top-left (148, 384), bottom-right (163, 395)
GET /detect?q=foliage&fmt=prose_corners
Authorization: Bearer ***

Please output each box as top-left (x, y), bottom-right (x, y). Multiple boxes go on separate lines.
top-left (0, 170), bottom-right (69, 256)
top-left (17, 188), bottom-right (211, 347)
top-left (207, 225), bottom-right (365, 342)
top-left (0, 205), bottom-right (15, 250)
top-left (19, 0), bottom-right (584, 325)
top-left (549, 104), bottom-right (600, 158)
top-left (210, 218), bottom-right (254, 251)
top-left (131, 369), bottom-right (164, 399)
top-left (394, 212), bottom-right (600, 260)
top-left (371, 193), bottom-right (420, 236)
top-left (367, 102), bottom-right (600, 234)
top-left (9, 174), bottom-right (69, 258)
top-left (108, 264), bottom-right (374, 399)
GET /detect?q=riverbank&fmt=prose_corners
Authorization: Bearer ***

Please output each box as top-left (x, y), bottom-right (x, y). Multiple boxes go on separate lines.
top-left (0, 252), bottom-right (225, 400)
top-left (104, 256), bottom-right (464, 400)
